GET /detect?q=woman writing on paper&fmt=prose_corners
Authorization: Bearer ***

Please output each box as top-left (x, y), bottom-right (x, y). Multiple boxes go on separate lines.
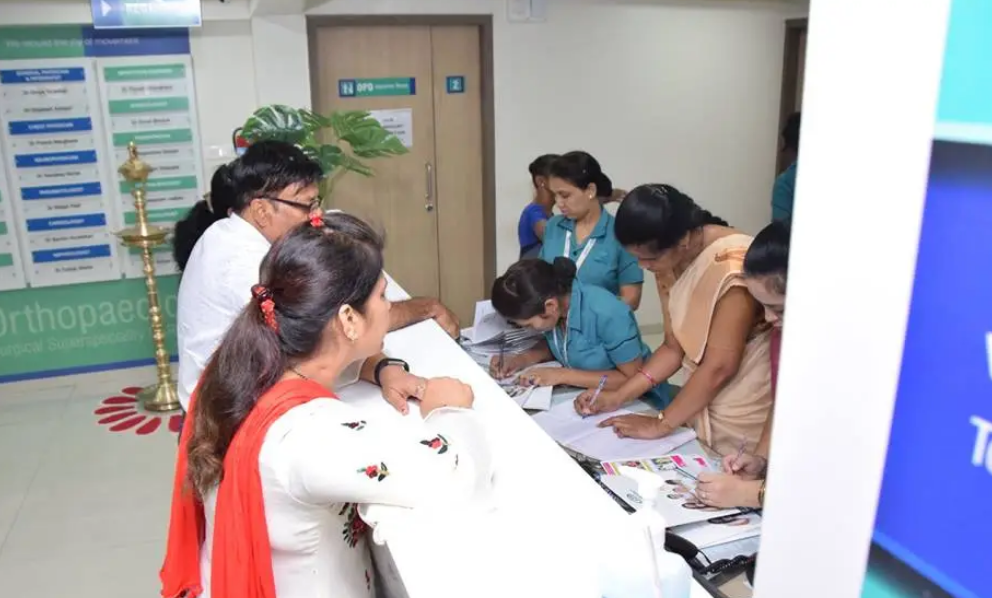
top-left (695, 221), bottom-right (790, 509)
top-left (161, 213), bottom-right (486, 598)
top-left (539, 151), bottom-right (644, 309)
top-left (574, 184), bottom-right (772, 456)
top-left (488, 258), bottom-right (670, 409)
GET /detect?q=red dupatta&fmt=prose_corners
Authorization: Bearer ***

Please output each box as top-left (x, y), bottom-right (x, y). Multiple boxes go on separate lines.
top-left (160, 378), bottom-right (335, 598)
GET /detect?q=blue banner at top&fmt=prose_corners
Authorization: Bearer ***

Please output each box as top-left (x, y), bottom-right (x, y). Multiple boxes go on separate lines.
top-left (0, 25), bottom-right (189, 61)
top-left (82, 25), bottom-right (190, 57)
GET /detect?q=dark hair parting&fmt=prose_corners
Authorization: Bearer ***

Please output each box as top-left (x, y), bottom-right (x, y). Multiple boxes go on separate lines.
top-left (491, 258), bottom-right (575, 321)
top-left (548, 151), bottom-right (614, 198)
top-left (744, 220), bottom-right (791, 293)
top-left (529, 154), bottom-right (560, 183)
top-left (171, 140), bottom-right (323, 272)
top-left (614, 184), bottom-right (728, 254)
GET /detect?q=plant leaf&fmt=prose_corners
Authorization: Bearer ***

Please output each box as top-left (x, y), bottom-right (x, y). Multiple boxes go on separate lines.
top-left (241, 105), bottom-right (310, 145)
top-left (330, 111), bottom-right (409, 158)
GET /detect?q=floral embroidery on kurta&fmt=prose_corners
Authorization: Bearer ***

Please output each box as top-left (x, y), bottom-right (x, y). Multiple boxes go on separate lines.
top-left (419, 434), bottom-right (450, 454)
top-left (358, 462), bottom-right (390, 481)
top-left (338, 502), bottom-right (369, 548)
top-left (341, 420), bottom-right (367, 431)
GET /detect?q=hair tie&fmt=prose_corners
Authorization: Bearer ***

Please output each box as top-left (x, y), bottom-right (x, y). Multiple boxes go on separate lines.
top-left (251, 284), bottom-right (278, 332)
top-left (309, 214), bottom-right (324, 228)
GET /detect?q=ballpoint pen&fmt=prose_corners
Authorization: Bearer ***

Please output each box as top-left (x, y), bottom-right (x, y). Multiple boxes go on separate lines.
top-left (584, 374), bottom-right (608, 418)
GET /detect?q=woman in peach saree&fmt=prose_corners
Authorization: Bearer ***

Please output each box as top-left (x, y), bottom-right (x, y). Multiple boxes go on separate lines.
top-left (574, 184), bottom-right (772, 456)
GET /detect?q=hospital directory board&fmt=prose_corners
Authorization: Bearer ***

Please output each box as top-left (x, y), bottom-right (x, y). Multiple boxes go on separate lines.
top-left (0, 25), bottom-right (202, 382)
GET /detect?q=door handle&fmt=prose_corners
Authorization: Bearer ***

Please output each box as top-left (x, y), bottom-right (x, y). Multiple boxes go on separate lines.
top-left (425, 161), bottom-right (435, 212)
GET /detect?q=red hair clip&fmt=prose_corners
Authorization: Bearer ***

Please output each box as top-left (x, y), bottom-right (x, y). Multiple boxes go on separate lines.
top-left (251, 284), bottom-right (278, 332)
top-left (309, 214), bottom-right (324, 228)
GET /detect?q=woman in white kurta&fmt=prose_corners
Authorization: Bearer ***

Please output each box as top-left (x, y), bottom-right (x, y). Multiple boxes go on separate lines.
top-left (161, 213), bottom-right (485, 598)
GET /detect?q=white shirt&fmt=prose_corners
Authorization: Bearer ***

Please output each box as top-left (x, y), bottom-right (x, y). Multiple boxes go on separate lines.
top-left (176, 214), bottom-right (363, 411)
top-left (198, 399), bottom-right (486, 598)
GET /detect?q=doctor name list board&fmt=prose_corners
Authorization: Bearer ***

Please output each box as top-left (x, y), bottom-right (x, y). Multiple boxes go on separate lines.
top-left (0, 25), bottom-right (200, 288)
top-left (99, 56), bottom-right (203, 278)
top-left (0, 62), bottom-right (121, 287)
top-left (0, 141), bottom-right (26, 290)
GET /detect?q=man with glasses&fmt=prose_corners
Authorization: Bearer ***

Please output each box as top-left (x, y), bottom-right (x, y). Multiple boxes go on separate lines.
top-left (174, 140), bottom-right (460, 419)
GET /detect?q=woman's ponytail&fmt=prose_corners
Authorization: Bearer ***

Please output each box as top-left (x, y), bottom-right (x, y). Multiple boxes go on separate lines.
top-left (596, 172), bottom-right (614, 198)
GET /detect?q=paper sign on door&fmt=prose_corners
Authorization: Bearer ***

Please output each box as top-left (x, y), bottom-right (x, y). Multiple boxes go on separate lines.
top-left (368, 108), bottom-right (413, 148)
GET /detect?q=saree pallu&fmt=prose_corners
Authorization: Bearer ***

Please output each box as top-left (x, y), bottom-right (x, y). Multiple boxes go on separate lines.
top-left (664, 234), bottom-right (772, 456)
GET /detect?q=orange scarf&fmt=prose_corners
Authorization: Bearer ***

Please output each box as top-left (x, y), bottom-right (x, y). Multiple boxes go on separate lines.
top-left (160, 378), bottom-right (335, 598)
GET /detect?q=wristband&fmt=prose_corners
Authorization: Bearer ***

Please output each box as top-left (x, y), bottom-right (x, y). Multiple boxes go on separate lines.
top-left (638, 369), bottom-right (657, 386)
top-left (374, 358), bottom-right (410, 386)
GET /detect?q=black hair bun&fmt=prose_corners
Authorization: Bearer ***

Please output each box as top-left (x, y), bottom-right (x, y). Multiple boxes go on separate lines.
top-left (551, 257), bottom-right (577, 290)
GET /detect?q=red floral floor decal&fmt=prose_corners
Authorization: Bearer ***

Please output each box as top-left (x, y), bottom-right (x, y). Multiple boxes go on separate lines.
top-left (93, 386), bottom-right (182, 436)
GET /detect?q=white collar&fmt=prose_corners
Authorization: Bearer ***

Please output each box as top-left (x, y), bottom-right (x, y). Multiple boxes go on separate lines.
top-left (228, 213), bottom-right (270, 248)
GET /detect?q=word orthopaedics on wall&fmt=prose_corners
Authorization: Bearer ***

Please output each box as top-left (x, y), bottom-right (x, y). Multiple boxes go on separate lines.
top-left (0, 25), bottom-right (203, 382)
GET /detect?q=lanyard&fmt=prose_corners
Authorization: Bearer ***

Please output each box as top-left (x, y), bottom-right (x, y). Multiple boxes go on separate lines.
top-left (563, 230), bottom-right (597, 271)
top-left (552, 324), bottom-right (569, 367)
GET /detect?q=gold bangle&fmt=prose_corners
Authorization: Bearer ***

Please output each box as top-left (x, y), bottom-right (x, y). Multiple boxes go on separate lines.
top-left (758, 481), bottom-right (766, 507)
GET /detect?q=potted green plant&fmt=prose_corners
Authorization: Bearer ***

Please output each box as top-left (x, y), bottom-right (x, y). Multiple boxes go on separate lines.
top-left (239, 104), bottom-right (408, 202)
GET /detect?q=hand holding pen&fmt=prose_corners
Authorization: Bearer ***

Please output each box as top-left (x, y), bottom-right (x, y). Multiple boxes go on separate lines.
top-left (582, 375), bottom-right (608, 418)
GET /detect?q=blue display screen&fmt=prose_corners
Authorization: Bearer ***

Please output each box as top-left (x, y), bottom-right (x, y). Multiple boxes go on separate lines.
top-left (863, 139), bottom-right (992, 598)
top-left (863, 3), bottom-right (992, 596)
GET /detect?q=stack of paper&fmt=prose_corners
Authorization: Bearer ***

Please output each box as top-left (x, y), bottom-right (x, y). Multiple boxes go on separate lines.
top-left (531, 401), bottom-right (697, 461)
top-left (459, 301), bottom-right (543, 361)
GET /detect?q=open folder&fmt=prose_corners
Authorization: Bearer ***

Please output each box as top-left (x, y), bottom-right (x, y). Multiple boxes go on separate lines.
top-left (531, 401), bottom-right (696, 461)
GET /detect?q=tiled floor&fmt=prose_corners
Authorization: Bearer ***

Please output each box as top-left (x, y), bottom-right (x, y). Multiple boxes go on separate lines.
top-left (0, 332), bottom-right (674, 597)
top-left (0, 365), bottom-right (177, 597)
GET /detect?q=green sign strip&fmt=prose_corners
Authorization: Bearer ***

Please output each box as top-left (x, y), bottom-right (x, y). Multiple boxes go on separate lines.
top-left (0, 222), bottom-right (8, 236)
top-left (113, 128), bottom-right (193, 147)
top-left (104, 64), bottom-right (186, 81)
top-left (108, 96), bottom-right (189, 114)
top-left (0, 275), bottom-right (180, 380)
top-left (119, 176), bottom-right (197, 194)
top-left (123, 207), bottom-right (185, 225)
top-left (0, 253), bottom-right (13, 268)
top-left (339, 77), bottom-right (416, 97)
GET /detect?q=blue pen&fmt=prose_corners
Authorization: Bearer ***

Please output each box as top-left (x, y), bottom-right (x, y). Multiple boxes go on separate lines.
top-left (584, 375), bottom-right (608, 418)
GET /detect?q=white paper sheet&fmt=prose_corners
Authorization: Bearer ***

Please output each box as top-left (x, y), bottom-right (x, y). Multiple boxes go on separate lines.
top-left (671, 511), bottom-right (762, 549)
top-left (470, 300), bottom-right (513, 343)
top-left (598, 471), bottom-right (741, 528)
top-left (531, 401), bottom-right (697, 461)
top-left (368, 108), bottom-right (413, 148)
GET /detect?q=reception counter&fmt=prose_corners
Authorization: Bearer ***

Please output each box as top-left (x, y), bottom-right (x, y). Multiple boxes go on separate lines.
top-left (330, 279), bottom-right (712, 598)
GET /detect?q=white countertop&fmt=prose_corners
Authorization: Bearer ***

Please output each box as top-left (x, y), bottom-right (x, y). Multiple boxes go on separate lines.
top-left (334, 279), bottom-right (711, 598)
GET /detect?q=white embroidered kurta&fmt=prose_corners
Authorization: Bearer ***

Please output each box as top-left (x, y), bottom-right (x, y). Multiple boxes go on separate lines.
top-left (197, 399), bottom-right (482, 598)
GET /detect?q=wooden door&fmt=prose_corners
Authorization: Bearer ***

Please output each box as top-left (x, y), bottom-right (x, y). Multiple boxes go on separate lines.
top-left (312, 24), bottom-right (487, 325)
top-left (431, 26), bottom-right (485, 325)
top-left (314, 26), bottom-right (441, 299)
top-left (777, 19), bottom-right (808, 175)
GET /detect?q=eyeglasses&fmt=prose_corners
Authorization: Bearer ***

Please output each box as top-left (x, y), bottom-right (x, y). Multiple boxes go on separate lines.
top-left (258, 195), bottom-right (321, 214)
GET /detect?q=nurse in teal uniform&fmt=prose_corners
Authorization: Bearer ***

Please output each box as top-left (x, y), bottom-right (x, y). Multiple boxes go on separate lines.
top-left (540, 151), bottom-right (644, 310)
top-left (489, 258), bottom-right (670, 409)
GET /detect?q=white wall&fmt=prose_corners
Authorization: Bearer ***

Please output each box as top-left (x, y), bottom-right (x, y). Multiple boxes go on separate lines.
top-left (0, 0), bottom-right (806, 327)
